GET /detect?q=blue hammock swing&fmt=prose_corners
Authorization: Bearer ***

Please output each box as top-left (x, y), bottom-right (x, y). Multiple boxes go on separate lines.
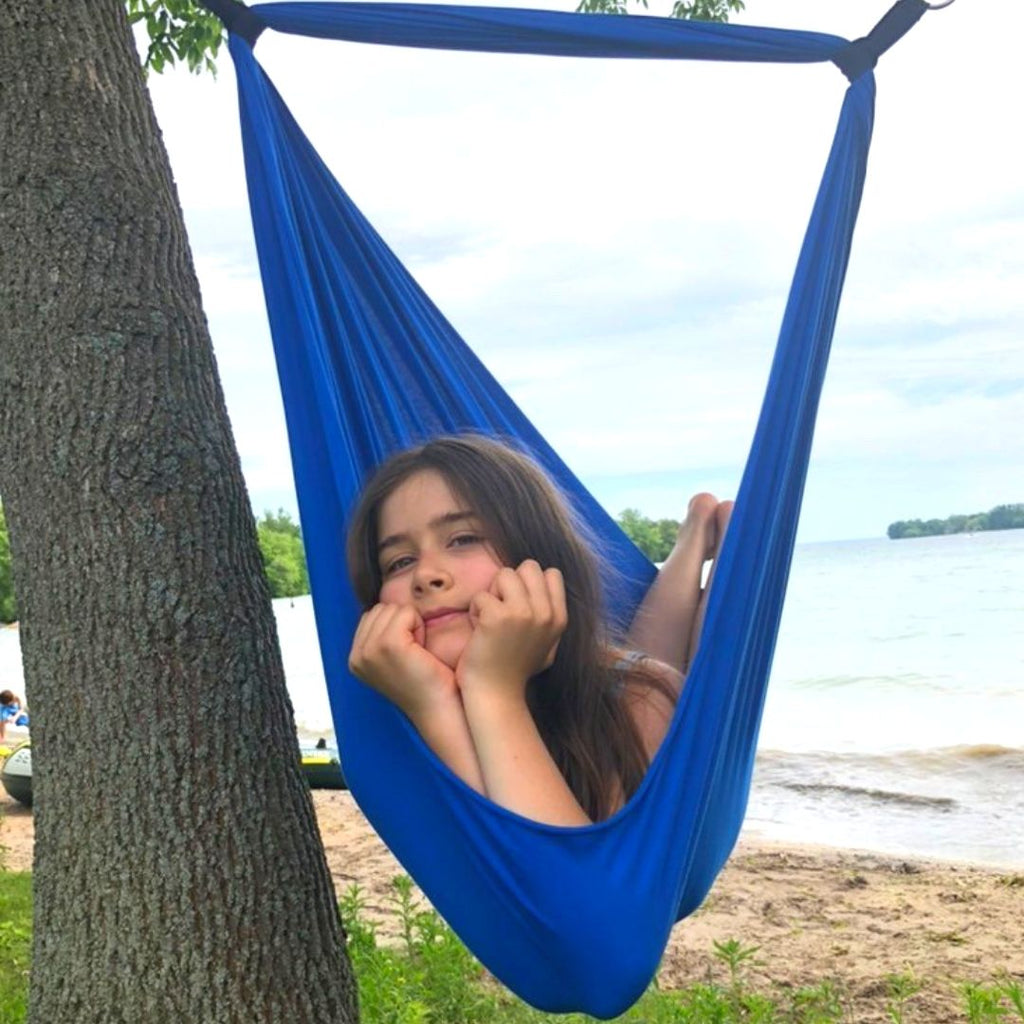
top-left (201, 0), bottom-right (940, 1015)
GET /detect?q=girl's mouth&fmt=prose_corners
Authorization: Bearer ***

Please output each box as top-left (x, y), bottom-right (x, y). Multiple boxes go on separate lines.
top-left (423, 609), bottom-right (466, 628)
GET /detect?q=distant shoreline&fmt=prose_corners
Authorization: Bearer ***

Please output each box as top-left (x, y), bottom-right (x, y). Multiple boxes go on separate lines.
top-left (887, 503), bottom-right (1023, 540)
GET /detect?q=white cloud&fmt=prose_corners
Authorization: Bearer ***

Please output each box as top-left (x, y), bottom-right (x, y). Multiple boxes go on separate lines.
top-left (144, 0), bottom-right (1024, 540)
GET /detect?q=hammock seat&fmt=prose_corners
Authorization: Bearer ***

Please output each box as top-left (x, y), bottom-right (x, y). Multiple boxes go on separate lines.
top-left (203, 0), bottom-right (934, 1014)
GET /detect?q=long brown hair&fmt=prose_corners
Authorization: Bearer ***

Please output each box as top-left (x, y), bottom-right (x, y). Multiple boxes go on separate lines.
top-left (346, 434), bottom-right (670, 820)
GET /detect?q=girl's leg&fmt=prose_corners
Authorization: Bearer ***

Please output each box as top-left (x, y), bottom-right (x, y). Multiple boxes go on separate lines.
top-left (684, 499), bottom-right (733, 666)
top-left (626, 495), bottom-right (732, 676)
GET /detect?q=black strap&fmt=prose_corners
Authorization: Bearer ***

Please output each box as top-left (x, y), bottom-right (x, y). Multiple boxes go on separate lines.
top-left (833, 0), bottom-right (929, 82)
top-left (199, 0), bottom-right (266, 48)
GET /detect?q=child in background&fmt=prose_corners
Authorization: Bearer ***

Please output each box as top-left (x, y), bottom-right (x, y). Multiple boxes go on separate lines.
top-left (0, 688), bottom-right (29, 742)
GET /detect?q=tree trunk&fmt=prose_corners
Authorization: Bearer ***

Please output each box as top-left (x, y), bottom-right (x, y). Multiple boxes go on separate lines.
top-left (0, 3), bottom-right (358, 1020)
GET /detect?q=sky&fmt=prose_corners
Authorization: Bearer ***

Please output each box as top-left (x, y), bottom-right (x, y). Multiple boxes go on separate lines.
top-left (144, 0), bottom-right (1023, 543)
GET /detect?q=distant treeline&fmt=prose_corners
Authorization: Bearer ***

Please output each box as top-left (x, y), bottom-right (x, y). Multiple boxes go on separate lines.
top-left (616, 509), bottom-right (680, 562)
top-left (887, 503), bottom-right (1024, 540)
top-left (0, 504), bottom-right (309, 624)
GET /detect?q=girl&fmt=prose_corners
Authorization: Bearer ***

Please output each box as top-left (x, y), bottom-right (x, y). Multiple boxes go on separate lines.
top-left (347, 435), bottom-right (731, 826)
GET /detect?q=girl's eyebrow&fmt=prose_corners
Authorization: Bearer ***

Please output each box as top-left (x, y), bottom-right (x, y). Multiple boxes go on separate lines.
top-left (377, 510), bottom-right (476, 555)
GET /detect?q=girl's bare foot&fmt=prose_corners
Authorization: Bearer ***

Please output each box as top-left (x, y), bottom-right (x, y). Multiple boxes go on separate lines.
top-left (683, 492), bottom-right (721, 562)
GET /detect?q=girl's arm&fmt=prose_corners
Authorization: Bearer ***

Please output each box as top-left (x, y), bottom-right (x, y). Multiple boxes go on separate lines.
top-left (403, 692), bottom-right (485, 795)
top-left (457, 561), bottom-right (591, 826)
top-left (350, 603), bottom-right (485, 794)
top-left (459, 689), bottom-right (591, 826)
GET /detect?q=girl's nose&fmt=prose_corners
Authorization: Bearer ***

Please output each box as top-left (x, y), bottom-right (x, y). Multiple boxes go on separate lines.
top-left (412, 559), bottom-right (451, 593)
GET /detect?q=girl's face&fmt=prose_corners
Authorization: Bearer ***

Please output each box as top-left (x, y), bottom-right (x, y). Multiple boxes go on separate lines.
top-left (376, 470), bottom-right (504, 669)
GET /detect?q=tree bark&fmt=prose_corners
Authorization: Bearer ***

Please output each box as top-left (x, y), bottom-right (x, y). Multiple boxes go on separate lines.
top-left (0, 3), bottom-right (358, 1020)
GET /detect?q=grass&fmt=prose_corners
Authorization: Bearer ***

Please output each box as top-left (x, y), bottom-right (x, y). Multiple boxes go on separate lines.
top-left (0, 870), bottom-right (1021, 1023)
top-left (339, 877), bottom-right (1024, 1024)
top-left (0, 872), bottom-right (30, 1024)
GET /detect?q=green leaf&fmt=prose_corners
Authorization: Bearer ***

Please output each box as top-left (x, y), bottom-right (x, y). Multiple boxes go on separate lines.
top-left (126, 1), bottom-right (225, 75)
top-left (576, 0), bottom-right (743, 20)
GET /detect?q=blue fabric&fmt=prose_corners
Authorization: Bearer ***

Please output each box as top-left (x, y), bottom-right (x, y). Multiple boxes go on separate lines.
top-left (220, 3), bottom-right (879, 1015)
top-left (0, 705), bottom-right (28, 728)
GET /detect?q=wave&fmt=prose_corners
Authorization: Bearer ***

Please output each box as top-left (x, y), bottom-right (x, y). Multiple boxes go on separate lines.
top-left (754, 745), bottom-right (1024, 816)
top-left (780, 672), bottom-right (960, 694)
top-left (778, 781), bottom-right (956, 810)
top-left (934, 743), bottom-right (1022, 760)
top-left (758, 744), bottom-right (1024, 770)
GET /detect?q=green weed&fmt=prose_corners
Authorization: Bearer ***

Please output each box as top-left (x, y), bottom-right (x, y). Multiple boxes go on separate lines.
top-left (886, 971), bottom-right (922, 1024)
top-left (0, 868), bottom-right (1020, 1024)
top-left (0, 872), bottom-right (31, 1024)
top-left (789, 979), bottom-right (848, 1023)
top-left (961, 978), bottom-right (1024, 1024)
top-left (1000, 977), bottom-right (1024, 1021)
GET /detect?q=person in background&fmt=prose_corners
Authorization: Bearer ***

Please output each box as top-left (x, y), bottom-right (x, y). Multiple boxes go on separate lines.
top-left (0, 688), bottom-right (29, 742)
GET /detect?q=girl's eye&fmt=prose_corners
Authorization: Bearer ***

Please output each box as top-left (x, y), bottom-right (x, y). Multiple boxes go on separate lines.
top-left (382, 554), bottom-right (415, 576)
top-left (449, 533), bottom-right (482, 548)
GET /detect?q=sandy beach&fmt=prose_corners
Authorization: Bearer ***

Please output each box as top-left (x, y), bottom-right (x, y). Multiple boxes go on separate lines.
top-left (3, 787), bottom-right (1022, 1021)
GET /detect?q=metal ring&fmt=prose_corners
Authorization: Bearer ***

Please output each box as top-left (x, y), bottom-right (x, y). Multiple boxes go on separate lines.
top-left (924, 0), bottom-right (956, 9)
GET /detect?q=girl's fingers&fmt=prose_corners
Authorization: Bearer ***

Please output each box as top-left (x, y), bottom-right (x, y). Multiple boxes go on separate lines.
top-left (350, 604), bottom-right (385, 658)
top-left (488, 565), bottom-right (529, 612)
top-left (478, 561), bottom-right (568, 639)
top-left (360, 603), bottom-right (399, 651)
top-left (353, 603), bottom-right (421, 660)
top-left (542, 567), bottom-right (567, 629)
top-left (474, 566), bottom-right (541, 630)
top-left (540, 568), bottom-right (567, 669)
top-left (411, 608), bottom-right (426, 648)
top-left (514, 559), bottom-right (552, 616)
top-left (520, 562), bottom-right (569, 636)
top-left (470, 588), bottom-right (502, 623)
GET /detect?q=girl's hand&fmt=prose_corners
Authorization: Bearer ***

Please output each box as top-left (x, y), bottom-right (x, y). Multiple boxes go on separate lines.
top-left (349, 603), bottom-right (456, 716)
top-left (457, 560), bottom-right (567, 696)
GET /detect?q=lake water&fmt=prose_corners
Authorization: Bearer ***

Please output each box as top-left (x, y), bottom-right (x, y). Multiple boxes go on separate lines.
top-left (3, 529), bottom-right (1021, 867)
top-left (750, 529), bottom-right (1024, 867)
